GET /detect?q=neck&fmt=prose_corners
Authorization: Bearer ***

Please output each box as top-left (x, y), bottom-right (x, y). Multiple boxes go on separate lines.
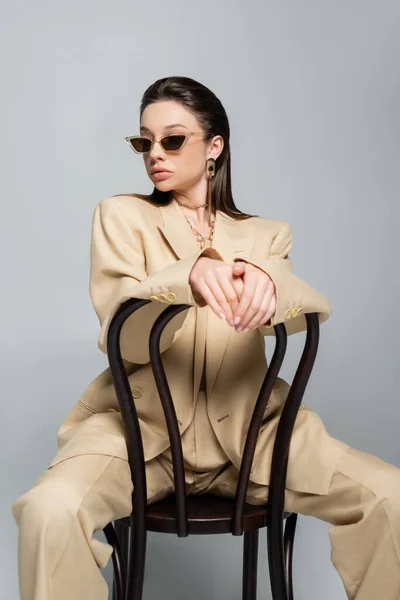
top-left (172, 196), bottom-right (214, 228)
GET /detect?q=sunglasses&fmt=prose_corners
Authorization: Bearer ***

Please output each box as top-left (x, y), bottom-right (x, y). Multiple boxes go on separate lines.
top-left (124, 132), bottom-right (206, 154)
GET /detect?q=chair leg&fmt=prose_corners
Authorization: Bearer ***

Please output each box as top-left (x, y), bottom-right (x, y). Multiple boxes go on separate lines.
top-left (283, 513), bottom-right (298, 600)
top-left (124, 511), bottom-right (148, 600)
top-left (117, 520), bottom-right (130, 568)
top-left (103, 521), bottom-right (128, 600)
top-left (242, 529), bottom-right (259, 600)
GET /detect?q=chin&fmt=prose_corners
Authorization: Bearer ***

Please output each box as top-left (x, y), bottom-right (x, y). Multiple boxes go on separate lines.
top-left (154, 182), bottom-right (173, 191)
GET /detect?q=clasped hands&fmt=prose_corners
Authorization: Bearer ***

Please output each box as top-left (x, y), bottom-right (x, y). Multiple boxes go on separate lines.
top-left (189, 256), bottom-right (277, 333)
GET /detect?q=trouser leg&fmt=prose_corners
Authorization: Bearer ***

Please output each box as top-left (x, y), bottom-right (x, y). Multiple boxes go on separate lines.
top-left (208, 445), bottom-right (400, 600)
top-left (11, 453), bottom-right (174, 600)
top-left (320, 447), bottom-right (400, 600)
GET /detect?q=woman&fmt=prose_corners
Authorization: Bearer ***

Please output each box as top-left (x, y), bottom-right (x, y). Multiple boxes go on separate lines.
top-left (12, 76), bottom-right (400, 600)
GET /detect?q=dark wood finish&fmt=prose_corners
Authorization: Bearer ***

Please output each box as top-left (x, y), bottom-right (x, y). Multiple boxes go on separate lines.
top-left (103, 521), bottom-right (126, 600)
top-left (103, 296), bottom-right (320, 600)
top-left (115, 493), bottom-right (292, 535)
top-left (243, 529), bottom-right (259, 600)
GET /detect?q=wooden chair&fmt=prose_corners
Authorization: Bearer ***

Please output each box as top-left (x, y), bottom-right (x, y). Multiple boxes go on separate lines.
top-left (102, 297), bottom-right (321, 600)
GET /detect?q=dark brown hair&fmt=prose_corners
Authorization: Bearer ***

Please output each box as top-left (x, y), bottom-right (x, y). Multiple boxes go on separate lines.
top-left (119, 76), bottom-right (259, 221)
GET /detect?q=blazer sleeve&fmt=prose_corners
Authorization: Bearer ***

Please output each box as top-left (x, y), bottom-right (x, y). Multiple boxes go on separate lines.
top-left (232, 221), bottom-right (332, 336)
top-left (89, 199), bottom-right (223, 364)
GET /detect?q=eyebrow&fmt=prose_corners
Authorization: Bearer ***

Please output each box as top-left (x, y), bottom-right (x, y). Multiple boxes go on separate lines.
top-left (140, 123), bottom-right (189, 134)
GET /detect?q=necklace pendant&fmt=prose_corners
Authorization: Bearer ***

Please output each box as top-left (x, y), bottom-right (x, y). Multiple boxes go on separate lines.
top-left (196, 234), bottom-right (203, 242)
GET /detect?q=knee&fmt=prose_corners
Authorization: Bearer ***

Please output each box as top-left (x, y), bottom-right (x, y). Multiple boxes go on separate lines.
top-left (375, 466), bottom-right (400, 506)
top-left (12, 481), bottom-right (79, 528)
top-left (376, 492), bottom-right (400, 521)
top-left (11, 482), bottom-right (81, 575)
top-left (365, 474), bottom-right (400, 524)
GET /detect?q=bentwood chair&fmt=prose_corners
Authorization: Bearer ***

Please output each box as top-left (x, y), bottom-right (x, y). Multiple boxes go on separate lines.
top-left (102, 297), bottom-right (321, 600)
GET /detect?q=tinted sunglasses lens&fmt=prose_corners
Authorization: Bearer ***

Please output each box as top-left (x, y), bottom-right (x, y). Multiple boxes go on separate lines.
top-left (130, 137), bottom-right (152, 153)
top-left (161, 135), bottom-right (186, 151)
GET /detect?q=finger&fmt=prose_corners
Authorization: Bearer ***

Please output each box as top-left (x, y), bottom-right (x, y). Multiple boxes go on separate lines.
top-left (241, 281), bottom-right (275, 331)
top-left (209, 264), bottom-right (244, 323)
top-left (233, 271), bottom-right (258, 325)
top-left (199, 271), bottom-right (239, 322)
top-left (213, 272), bottom-right (241, 322)
top-left (256, 291), bottom-right (276, 329)
top-left (232, 268), bottom-right (245, 294)
top-left (232, 261), bottom-right (246, 274)
top-left (261, 293), bottom-right (276, 327)
top-left (238, 277), bottom-right (268, 330)
top-left (231, 276), bottom-right (244, 299)
top-left (230, 277), bottom-right (244, 321)
top-left (194, 278), bottom-right (230, 320)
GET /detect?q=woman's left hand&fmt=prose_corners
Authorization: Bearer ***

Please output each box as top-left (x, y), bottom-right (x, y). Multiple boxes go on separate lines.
top-left (231, 261), bottom-right (276, 332)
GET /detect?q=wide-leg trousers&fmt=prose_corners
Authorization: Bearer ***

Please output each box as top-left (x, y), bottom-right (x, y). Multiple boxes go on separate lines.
top-left (11, 390), bottom-right (400, 600)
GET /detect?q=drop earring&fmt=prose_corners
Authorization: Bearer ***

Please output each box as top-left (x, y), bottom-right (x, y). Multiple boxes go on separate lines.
top-left (206, 157), bottom-right (216, 226)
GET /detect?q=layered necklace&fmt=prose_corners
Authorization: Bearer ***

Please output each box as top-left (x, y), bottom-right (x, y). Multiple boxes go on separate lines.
top-left (175, 198), bottom-right (216, 250)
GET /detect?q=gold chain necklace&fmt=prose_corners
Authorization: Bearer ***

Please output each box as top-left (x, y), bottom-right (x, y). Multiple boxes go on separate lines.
top-left (183, 216), bottom-right (215, 249)
top-left (175, 199), bottom-right (216, 250)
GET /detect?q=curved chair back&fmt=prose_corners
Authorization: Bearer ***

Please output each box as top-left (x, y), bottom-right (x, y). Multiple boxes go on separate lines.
top-left (107, 299), bottom-right (320, 598)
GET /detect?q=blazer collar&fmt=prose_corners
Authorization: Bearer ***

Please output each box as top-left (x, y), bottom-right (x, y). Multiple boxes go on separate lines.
top-left (157, 199), bottom-right (256, 400)
top-left (157, 198), bottom-right (255, 262)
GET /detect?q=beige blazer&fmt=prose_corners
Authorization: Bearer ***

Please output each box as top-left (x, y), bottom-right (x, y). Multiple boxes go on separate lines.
top-left (48, 195), bottom-right (350, 495)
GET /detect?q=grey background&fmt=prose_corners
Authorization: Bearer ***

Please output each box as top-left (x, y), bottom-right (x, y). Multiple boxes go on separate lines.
top-left (2, 1), bottom-right (399, 598)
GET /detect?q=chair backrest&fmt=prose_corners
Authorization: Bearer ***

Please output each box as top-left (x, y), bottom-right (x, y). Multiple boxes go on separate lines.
top-left (107, 299), bottom-right (320, 537)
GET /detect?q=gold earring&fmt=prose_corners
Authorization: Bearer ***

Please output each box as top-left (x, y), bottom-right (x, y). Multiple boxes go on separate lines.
top-left (206, 158), bottom-right (216, 226)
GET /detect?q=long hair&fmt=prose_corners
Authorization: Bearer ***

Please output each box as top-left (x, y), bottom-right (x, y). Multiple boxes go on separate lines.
top-left (120, 76), bottom-right (259, 221)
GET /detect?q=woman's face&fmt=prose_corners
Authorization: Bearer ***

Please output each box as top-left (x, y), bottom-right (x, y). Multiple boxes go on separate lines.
top-left (140, 100), bottom-right (223, 193)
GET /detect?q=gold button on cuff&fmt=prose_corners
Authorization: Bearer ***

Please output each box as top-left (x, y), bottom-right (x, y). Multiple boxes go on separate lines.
top-left (291, 307), bottom-right (299, 317)
top-left (167, 292), bottom-right (177, 303)
top-left (131, 387), bottom-right (143, 399)
top-left (297, 307), bottom-right (303, 315)
top-left (284, 309), bottom-right (292, 320)
top-left (149, 295), bottom-right (159, 302)
top-left (158, 293), bottom-right (168, 303)
top-left (107, 408), bottom-right (117, 412)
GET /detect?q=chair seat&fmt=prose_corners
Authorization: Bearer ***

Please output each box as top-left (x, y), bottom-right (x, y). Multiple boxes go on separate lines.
top-left (115, 493), bottom-right (293, 535)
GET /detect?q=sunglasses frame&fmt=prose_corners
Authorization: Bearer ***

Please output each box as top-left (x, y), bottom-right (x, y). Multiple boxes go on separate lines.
top-left (124, 131), bottom-right (206, 154)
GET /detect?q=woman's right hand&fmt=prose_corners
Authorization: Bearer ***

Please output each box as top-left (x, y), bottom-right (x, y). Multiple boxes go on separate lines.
top-left (189, 256), bottom-right (244, 326)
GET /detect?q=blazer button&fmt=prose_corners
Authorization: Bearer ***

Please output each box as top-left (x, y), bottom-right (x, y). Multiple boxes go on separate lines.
top-left (284, 309), bottom-right (292, 320)
top-left (158, 293), bottom-right (168, 303)
top-left (150, 295), bottom-right (160, 302)
top-left (131, 387), bottom-right (143, 399)
top-left (167, 292), bottom-right (177, 303)
top-left (297, 306), bottom-right (303, 315)
top-left (291, 307), bottom-right (299, 317)
top-left (107, 407), bottom-right (117, 412)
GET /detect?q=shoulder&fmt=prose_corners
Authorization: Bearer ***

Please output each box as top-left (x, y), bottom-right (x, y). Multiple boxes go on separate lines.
top-left (97, 193), bottom-right (153, 213)
top-left (94, 193), bottom-right (161, 225)
top-left (254, 216), bottom-right (291, 235)
top-left (229, 213), bottom-right (291, 239)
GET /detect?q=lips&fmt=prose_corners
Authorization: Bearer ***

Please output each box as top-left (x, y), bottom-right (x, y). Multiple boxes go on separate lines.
top-left (151, 169), bottom-right (172, 175)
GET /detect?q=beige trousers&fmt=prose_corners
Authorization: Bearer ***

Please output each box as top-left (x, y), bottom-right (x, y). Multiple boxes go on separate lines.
top-left (12, 390), bottom-right (400, 600)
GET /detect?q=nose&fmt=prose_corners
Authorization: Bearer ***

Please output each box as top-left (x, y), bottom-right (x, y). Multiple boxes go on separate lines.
top-left (148, 139), bottom-right (165, 160)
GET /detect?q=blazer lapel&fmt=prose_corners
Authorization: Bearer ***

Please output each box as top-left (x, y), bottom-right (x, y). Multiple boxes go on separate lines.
top-left (157, 199), bottom-right (255, 401)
